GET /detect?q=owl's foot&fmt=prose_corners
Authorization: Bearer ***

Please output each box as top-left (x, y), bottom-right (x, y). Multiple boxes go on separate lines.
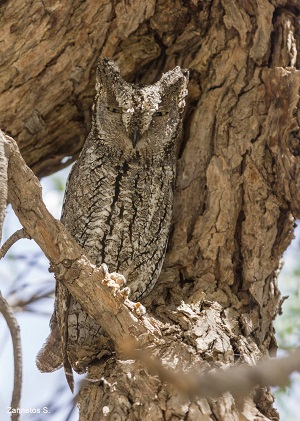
top-left (100, 263), bottom-right (127, 296)
top-left (100, 264), bottom-right (146, 317)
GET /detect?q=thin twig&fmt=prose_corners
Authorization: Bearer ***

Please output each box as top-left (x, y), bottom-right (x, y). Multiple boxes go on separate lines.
top-left (0, 135), bottom-right (8, 241)
top-left (0, 291), bottom-right (22, 421)
top-left (0, 228), bottom-right (31, 258)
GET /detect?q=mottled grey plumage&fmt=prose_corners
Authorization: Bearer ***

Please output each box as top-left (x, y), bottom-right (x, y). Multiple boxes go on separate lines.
top-left (36, 59), bottom-right (188, 390)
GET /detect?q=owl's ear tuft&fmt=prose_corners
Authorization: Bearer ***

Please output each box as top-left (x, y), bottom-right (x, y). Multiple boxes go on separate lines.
top-left (158, 67), bottom-right (189, 111)
top-left (96, 58), bottom-right (122, 91)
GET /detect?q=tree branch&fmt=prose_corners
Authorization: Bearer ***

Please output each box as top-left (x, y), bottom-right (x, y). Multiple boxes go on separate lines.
top-left (0, 292), bottom-right (22, 421)
top-left (133, 347), bottom-right (300, 399)
top-left (0, 135), bottom-right (8, 241)
top-left (0, 228), bottom-right (31, 258)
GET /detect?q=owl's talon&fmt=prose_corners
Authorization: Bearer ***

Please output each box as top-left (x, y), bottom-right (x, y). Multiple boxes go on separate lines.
top-left (121, 287), bottom-right (131, 299)
top-left (110, 272), bottom-right (126, 287)
top-left (133, 302), bottom-right (146, 317)
top-left (100, 263), bottom-right (109, 276)
top-left (101, 271), bottom-right (127, 296)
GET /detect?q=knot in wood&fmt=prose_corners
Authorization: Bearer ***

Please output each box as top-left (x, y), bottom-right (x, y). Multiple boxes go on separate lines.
top-left (55, 260), bottom-right (80, 281)
top-left (288, 128), bottom-right (300, 156)
top-left (48, 263), bottom-right (55, 273)
top-left (62, 259), bottom-right (72, 268)
top-left (68, 261), bottom-right (80, 280)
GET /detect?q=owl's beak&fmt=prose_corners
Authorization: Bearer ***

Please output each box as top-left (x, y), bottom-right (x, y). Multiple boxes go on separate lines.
top-left (131, 127), bottom-right (140, 148)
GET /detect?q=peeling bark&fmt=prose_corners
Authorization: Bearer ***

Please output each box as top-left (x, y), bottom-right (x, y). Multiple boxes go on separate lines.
top-left (1, 0), bottom-right (300, 420)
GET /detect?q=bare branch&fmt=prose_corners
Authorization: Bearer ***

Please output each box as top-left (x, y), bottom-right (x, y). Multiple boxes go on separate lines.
top-left (0, 292), bottom-right (22, 421)
top-left (0, 228), bottom-right (31, 258)
top-left (0, 131), bottom-right (8, 241)
top-left (132, 347), bottom-right (300, 399)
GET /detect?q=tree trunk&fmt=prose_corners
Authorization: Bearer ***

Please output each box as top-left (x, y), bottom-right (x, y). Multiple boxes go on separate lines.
top-left (1, 0), bottom-right (300, 419)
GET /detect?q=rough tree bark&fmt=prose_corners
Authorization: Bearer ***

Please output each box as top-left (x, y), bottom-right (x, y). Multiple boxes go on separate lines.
top-left (1, 0), bottom-right (300, 420)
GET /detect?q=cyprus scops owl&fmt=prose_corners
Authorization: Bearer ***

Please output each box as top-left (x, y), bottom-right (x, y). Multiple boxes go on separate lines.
top-left (36, 59), bottom-right (189, 390)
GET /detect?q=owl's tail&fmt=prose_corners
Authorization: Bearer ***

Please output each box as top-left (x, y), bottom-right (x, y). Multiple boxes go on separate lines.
top-left (36, 325), bottom-right (63, 373)
top-left (36, 324), bottom-right (74, 392)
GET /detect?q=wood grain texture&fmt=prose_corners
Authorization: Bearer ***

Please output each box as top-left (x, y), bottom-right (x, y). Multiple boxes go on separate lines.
top-left (0, 0), bottom-right (205, 176)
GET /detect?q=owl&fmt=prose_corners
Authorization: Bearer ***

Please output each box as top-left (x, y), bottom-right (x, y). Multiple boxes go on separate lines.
top-left (36, 59), bottom-right (189, 390)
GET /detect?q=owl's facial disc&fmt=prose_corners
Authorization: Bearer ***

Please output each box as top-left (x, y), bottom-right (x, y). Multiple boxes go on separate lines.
top-left (105, 93), bottom-right (171, 149)
top-left (105, 104), bottom-right (142, 148)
